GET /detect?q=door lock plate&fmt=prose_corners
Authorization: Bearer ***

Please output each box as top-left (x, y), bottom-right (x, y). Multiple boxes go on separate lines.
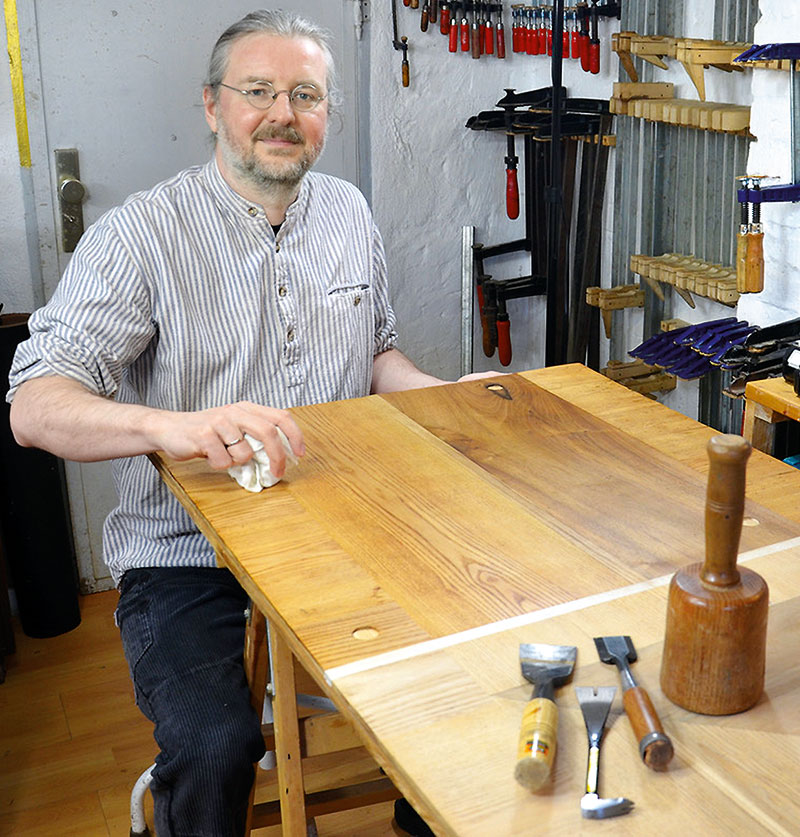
top-left (55, 148), bottom-right (87, 252)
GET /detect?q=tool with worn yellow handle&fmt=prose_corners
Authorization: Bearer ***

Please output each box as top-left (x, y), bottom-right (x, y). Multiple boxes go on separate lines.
top-left (514, 642), bottom-right (577, 791)
top-left (736, 175), bottom-right (765, 294)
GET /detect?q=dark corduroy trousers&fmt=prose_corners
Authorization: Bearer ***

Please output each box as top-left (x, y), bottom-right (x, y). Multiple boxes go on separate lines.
top-left (116, 567), bottom-right (266, 836)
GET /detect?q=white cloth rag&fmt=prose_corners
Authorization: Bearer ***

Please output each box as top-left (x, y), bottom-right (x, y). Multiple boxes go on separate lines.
top-left (227, 430), bottom-right (298, 493)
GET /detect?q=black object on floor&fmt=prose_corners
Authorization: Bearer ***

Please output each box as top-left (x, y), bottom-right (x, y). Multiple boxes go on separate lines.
top-left (394, 798), bottom-right (435, 837)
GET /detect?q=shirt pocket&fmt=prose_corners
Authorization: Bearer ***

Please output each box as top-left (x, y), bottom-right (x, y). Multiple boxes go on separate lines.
top-left (324, 283), bottom-right (375, 367)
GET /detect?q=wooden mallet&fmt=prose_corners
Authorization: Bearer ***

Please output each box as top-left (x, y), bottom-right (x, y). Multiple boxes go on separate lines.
top-left (660, 434), bottom-right (769, 715)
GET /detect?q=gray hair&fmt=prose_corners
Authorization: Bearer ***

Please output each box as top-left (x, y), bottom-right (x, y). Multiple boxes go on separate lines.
top-left (205, 9), bottom-right (341, 110)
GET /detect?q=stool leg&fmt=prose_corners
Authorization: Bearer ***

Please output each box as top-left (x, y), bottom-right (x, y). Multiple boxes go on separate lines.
top-left (244, 605), bottom-right (269, 836)
top-left (269, 622), bottom-right (308, 836)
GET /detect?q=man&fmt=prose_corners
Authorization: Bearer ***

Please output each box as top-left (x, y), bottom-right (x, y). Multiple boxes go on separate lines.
top-left (7, 9), bottom-right (490, 836)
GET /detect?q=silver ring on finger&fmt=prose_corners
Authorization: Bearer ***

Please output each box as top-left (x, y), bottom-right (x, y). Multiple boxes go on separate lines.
top-left (224, 437), bottom-right (243, 448)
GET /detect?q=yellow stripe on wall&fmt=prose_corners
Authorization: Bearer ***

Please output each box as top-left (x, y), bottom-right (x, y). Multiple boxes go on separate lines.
top-left (4, 0), bottom-right (32, 167)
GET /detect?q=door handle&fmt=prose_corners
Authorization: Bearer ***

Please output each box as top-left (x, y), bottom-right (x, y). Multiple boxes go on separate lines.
top-left (55, 148), bottom-right (87, 252)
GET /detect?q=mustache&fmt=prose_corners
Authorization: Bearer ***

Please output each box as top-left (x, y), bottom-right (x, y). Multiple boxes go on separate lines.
top-left (252, 126), bottom-right (304, 144)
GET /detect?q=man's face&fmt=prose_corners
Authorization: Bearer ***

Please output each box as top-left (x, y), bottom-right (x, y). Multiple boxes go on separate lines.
top-left (204, 33), bottom-right (329, 194)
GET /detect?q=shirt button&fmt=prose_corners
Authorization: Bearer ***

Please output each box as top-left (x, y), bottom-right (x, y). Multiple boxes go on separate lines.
top-left (247, 206), bottom-right (257, 216)
top-left (275, 244), bottom-right (281, 252)
top-left (354, 296), bottom-right (361, 306)
top-left (278, 286), bottom-right (288, 297)
top-left (287, 328), bottom-right (295, 342)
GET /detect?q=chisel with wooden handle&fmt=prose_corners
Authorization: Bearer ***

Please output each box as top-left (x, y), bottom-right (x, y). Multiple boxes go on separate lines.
top-left (588, 0), bottom-right (600, 73)
top-left (594, 636), bottom-right (674, 770)
top-left (460, 6), bottom-right (470, 51)
top-left (484, 3), bottom-right (494, 54)
top-left (440, 1), bottom-right (450, 34)
top-left (471, 2), bottom-right (482, 58)
top-left (496, 4), bottom-right (506, 58)
top-left (515, 643), bottom-right (577, 791)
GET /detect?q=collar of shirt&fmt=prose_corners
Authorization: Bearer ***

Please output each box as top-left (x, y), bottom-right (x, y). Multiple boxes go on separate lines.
top-left (201, 156), bottom-right (311, 234)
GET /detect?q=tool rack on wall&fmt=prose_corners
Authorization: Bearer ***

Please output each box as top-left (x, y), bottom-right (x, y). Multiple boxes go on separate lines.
top-left (464, 0), bottom-right (620, 369)
top-left (604, 0), bottom-right (800, 433)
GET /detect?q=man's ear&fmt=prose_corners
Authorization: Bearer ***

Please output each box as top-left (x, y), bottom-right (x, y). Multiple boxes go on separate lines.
top-left (203, 86), bottom-right (218, 134)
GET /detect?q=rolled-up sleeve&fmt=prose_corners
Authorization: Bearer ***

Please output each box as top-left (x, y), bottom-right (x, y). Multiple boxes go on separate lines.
top-left (371, 224), bottom-right (397, 357)
top-left (6, 219), bottom-right (155, 402)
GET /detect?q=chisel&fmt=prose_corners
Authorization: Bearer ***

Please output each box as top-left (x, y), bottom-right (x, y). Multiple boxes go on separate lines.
top-left (449, 4), bottom-right (459, 51)
top-left (440, 1), bottom-right (450, 34)
top-left (496, 3), bottom-right (506, 58)
top-left (420, 1), bottom-right (430, 31)
top-left (588, 0), bottom-right (600, 73)
top-left (460, 4), bottom-right (470, 51)
top-left (570, 8), bottom-right (580, 58)
top-left (578, 2), bottom-right (590, 69)
top-left (511, 5), bottom-right (521, 52)
top-left (527, 7), bottom-right (538, 55)
top-left (484, 3), bottom-right (495, 54)
top-left (471, 2), bottom-right (482, 58)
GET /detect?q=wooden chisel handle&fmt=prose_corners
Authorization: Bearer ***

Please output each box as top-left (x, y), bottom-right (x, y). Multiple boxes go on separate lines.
top-left (622, 686), bottom-right (674, 769)
top-left (471, 23), bottom-right (481, 58)
top-left (440, 4), bottom-right (450, 34)
top-left (421, 5), bottom-right (429, 31)
top-left (514, 697), bottom-right (559, 791)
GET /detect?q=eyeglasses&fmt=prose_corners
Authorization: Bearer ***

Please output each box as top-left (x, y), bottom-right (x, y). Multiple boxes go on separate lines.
top-left (216, 81), bottom-right (327, 112)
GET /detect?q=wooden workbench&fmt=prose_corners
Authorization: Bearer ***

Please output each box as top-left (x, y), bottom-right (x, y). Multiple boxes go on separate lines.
top-left (151, 364), bottom-right (800, 836)
top-left (744, 375), bottom-right (800, 454)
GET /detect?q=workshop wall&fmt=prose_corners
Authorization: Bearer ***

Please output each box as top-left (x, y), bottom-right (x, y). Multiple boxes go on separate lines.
top-left (738, 0), bottom-right (800, 328)
top-left (371, 2), bottom-right (800, 398)
top-left (2, 3), bottom-right (798, 390)
top-left (370, 5), bottom-right (620, 379)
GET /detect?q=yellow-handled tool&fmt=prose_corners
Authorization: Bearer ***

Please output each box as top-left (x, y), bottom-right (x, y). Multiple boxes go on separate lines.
top-left (514, 642), bottom-right (577, 791)
top-left (736, 175), bottom-right (765, 294)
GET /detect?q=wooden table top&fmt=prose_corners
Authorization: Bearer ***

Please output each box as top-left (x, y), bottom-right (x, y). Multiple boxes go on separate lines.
top-left (151, 364), bottom-right (800, 836)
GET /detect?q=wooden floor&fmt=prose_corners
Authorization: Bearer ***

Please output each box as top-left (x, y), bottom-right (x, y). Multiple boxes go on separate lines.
top-left (0, 590), bottom-right (397, 836)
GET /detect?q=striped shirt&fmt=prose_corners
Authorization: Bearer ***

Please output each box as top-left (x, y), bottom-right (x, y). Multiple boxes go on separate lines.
top-left (7, 158), bottom-right (397, 583)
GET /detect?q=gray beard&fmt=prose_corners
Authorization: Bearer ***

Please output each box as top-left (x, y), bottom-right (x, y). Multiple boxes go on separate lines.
top-left (216, 119), bottom-right (324, 198)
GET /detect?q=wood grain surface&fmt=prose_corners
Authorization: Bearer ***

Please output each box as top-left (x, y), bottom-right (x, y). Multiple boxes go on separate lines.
top-left (149, 364), bottom-right (800, 836)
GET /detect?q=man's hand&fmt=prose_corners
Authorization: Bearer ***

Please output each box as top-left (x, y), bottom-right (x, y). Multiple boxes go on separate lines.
top-left (149, 401), bottom-right (305, 476)
top-left (10, 376), bottom-right (304, 477)
top-left (370, 348), bottom-right (509, 394)
top-left (456, 370), bottom-right (510, 383)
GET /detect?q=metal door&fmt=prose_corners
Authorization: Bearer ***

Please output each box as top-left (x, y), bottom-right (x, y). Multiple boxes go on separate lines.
top-left (19, 0), bottom-right (368, 590)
